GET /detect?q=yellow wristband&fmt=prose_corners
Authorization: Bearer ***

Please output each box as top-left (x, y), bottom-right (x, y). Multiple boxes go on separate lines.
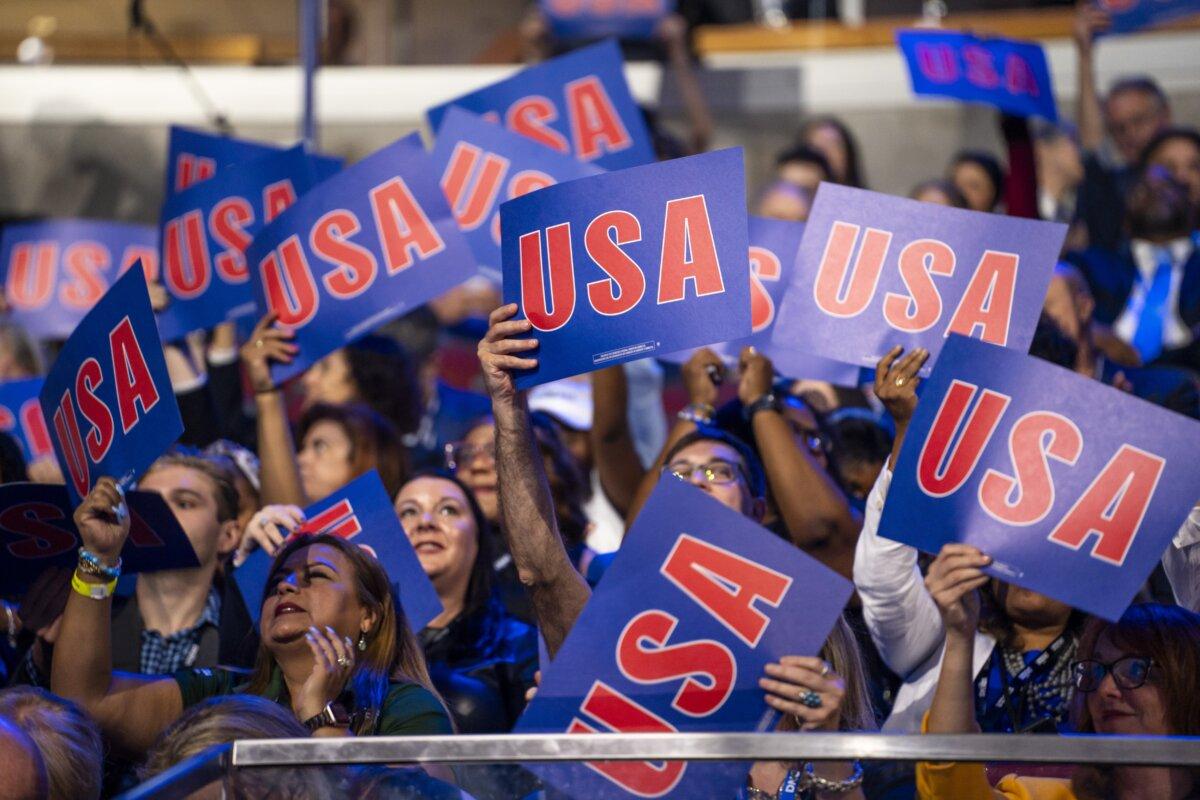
top-left (72, 571), bottom-right (117, 600)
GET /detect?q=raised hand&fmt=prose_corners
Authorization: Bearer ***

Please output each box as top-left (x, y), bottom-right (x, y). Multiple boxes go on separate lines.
top-left (72, 477), bottom-right (130, 565)
top-left (293, 625), bottom-right (357, 723)
top-left (682, 347), bottom-right (725, 409)
top-left (235, 504), bottom-right (305, 566)
top-left (737, 346), bottom-right (775, 406)
top-left (239, 312), bottom-right (298, 395)
top-left (924, 543), bottom-right (991, 641)
top-left (478, 303), bottom-right (539, 406)
top-left (873, 345), bottom-right (929, 428)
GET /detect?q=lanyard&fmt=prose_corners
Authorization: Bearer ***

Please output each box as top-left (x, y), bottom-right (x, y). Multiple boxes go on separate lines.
top-left (975, 633), bottom-right (1072, 731)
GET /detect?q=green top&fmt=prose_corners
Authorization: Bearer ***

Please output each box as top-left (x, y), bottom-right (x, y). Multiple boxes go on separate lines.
top-left (173, 666), bottom-right (453, 736)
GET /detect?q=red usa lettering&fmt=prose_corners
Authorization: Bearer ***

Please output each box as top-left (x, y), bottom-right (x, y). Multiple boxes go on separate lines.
top-left (258, 176), bottom-right (445, 328)
top-left (914, 43), bottom-right (1042, 97)
top-left (6, 242), bottom-right (157, 312)
top-left (748, 245), bottom-right (783, 333)
top-left (0, 501), bottom-right (76, 559)
top-left (519, 195), bottom-right (726, 332)
top-left (0, 400), bottom-right (51, 460)
top-left (917, 379), bottom-right (1165, 566)
top-left (439, 143), bottom-right (556, 247)
top-left (567, 680), bottom-right (685, 798)
top-left (504, 75), bottom-right (633, 162)
top-left (164, 183), bottom-right (300, 297)
top-left (812, 222), bottom-right (1019, 345)
top-left (52, 316), bottom-right (163, 498)
top-left (568, 534), bottom-right (789, 795)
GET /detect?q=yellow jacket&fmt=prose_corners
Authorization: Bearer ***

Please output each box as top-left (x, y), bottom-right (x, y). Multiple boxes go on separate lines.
top-left (917, 760), bottom-right (1077, 800)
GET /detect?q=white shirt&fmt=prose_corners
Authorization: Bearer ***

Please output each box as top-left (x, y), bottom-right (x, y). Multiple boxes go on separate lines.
top-left (852, 465), bottom-right (1200, 733)
top-left (1113, 237), bottom-right (1195, 352)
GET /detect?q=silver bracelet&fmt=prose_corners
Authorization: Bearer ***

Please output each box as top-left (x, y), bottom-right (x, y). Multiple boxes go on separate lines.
top-left (803, 760), bottom-right (863, 794)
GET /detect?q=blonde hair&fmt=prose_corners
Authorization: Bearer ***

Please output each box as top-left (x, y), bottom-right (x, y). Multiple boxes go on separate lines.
top-left (245, 534), bottom-right (440, 735)
top-left (777, 614), bottom-right (877, 733)
top-left (0, 686), bottom-right (103, 800)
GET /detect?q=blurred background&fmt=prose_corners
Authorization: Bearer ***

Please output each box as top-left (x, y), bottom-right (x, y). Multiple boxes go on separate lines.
top-left (2, 0), bottom-right (1198, 222)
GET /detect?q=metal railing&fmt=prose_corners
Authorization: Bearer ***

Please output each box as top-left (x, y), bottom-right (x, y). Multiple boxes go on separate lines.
top-left (119, 731), bottom-right (1200, 800)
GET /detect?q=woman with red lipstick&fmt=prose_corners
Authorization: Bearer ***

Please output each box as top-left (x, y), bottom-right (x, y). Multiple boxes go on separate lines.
top-left (51, 478), bottom-right (450, 758)
top-left (394, 472), bottom-right (538, 733)
top-left (918, 552), bottom-right (1200, 800)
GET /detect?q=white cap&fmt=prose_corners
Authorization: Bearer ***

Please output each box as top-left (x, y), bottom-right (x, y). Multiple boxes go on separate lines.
top-left (529, 377), bottom-right (593, 431)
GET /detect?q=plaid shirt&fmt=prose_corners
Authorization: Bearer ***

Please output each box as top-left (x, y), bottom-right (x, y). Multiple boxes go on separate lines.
top-left (139, 589), bottom-right (221, 675)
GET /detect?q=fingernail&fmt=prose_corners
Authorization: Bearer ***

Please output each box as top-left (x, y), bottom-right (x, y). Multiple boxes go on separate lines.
top-left (344, 637), bottom-right (353, 649)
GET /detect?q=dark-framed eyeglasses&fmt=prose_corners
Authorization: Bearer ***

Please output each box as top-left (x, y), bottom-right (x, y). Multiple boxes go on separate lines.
top-left (444, 441), bottom-right (496, 471)
top-left (663, 460), bottom-right (741, 486)
top-left (1071, 657), bottom-right (1155, 692)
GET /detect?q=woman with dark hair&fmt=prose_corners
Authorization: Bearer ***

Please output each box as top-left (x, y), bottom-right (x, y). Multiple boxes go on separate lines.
top-left (798, 116), bottom-right (866, 188)
top-left (919, 599), bottom-right (1200, 799)
top-left (296, 403), bottom-right (409, 502)
top-left (950, 150), bottom-right (1006, 212)
top-left (394, 472), bottom-right (537, 733)
top-left (300, 335), bottom-right (424, 437)
top-left (240, 314), bottom-right (411, 507)
top-left (52, 478), bottom-right (451, 759)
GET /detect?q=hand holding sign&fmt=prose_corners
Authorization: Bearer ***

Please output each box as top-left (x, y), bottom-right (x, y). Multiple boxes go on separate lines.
top-left (0, 482), bottom-right (198, 595)
top-left (247, 133), bottom-right (477, 384)
top-left (234, 471), bottom-right (442, 630)
top-left (517, 473), bottom-right (852, 798)
top-left (39, 265), bottom-right (183, 507)
top-left (879, 335), bottom-right (1200, 620)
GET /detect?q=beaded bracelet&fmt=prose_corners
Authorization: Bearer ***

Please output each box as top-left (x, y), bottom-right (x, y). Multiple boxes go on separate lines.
top-left (77, 548), bottom-right (122, 581)
top-left (803, 760), bottom-right (863, 794)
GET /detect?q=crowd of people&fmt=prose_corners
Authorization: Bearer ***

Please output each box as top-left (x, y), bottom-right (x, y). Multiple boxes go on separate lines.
top-left (2, 4), bottom-right (1200, 799)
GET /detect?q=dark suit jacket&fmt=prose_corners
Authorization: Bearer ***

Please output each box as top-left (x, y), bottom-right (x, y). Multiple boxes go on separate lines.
top-left (1066, 243), bottom-right (1200, 371)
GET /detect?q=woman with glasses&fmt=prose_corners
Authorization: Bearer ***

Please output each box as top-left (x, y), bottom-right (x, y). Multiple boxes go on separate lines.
top-left (919, 585), bottom-right (1200, 799)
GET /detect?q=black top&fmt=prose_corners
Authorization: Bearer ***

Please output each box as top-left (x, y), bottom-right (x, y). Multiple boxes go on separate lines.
top-left (420, 594), bottom-right (538, 734)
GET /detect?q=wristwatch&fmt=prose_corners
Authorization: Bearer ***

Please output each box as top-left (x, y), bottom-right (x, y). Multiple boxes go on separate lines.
top-left (302, 702), bottom-right (350, 732)
top-left (742, 392), bottom-right (781, 421)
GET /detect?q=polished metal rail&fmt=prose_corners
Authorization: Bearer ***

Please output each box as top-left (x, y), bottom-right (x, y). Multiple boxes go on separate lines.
top-left (230, 731), bottom-right (1200, 768)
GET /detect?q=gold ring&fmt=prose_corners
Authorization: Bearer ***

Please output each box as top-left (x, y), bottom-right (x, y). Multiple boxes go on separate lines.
top-left (254, 339), bottom-right (264, 349)
top-left (895, 376), bottom-right (906, 387)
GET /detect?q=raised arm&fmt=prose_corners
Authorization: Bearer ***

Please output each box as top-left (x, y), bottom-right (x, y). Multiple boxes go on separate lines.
top-left (626, 348), bottom-right (724, 524)
top-left (915, 545), bottom-right (1001, 800)
top-left (1074, 1), bottom-right (1111, 154)
top-left (480, 304), bottom-right (591, 657)
top-left (51, 478), bottom-right (183, 757)
top-left (657, 13), bottom-right (714, 155)
top-left (738, 346), bottom-right (859, 578)
top-left (590, 365), bottom-right (646, 519)
top-left (240, 313), bottom-right (305, 507)
top-left (853, 347), bottom-right (947, 677)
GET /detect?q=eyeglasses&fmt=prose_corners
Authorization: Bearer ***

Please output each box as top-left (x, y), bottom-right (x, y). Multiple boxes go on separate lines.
top-left (1071, 657), bottom-right (1155, 692)
top-left (444, 441), bottom-right (496, 470)
top-left (663, 460), bottom-right (741, 486)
